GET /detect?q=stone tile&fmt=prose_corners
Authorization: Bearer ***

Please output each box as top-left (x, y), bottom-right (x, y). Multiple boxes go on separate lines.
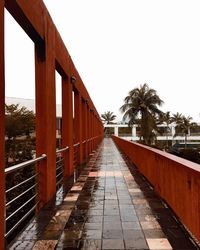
top-left (124, 238), bottom-right (149, 249)
top-left (82, 230), bottom-right (102, 239)
top-left (103, 215), bottom-right (121, 222)
top-left (103, 222), bottom-right (122, 230)
top-left (102, 239), bottom-right (124, 249)
top-left (143, 229), bottom-right (166, 238)
top-left (122, 221), bottom-right (140, 230)
top-left (84, 223), bottom-right (103, 230)
top-left (103, 229), bottom-right (123, 239)
top-left (147, 238), bottom-right (172, 249)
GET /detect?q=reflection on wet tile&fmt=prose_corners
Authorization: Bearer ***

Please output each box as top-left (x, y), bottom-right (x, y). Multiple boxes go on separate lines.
top-left (32, 240), bottom-right (57, 250)
top-left (102, 239), bottom-right (124, 250)
top-left (144, 229), bottom-right (166, 238)
top-left (82, 230), bottom-right (102, 239)
top-left (141, 221), bottom-right (161, 230)
top-left (80, 239), bottom-right (102, 250)
top-left (147, 238), bottom-right (172, 249)
top-left (9, 241), bottom-right (36, 250)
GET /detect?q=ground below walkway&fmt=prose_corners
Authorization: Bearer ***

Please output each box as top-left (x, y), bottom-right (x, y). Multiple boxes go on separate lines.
top-left (9, 138), bottom-right (198, 250)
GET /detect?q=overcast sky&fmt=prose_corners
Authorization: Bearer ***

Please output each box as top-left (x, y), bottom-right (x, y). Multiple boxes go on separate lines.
top-left (5, 0), bottom-right (200, 122)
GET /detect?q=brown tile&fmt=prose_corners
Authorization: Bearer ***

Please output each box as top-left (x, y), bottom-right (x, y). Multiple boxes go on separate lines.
top-left (147, 238), bottom-right (172, 249)
top-left (32, 240), bottom-right (57, 250)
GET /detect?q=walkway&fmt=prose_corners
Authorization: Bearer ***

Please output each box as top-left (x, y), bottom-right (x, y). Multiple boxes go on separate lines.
top-left (9, 139), bottom-right (198, 249)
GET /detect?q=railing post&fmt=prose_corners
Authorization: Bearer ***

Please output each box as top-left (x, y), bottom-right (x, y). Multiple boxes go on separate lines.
top-left (0, 1), bottom-right (5, 247)
top-left (74, 91), bottom-right (83, 164)
top-left (62, 76), bottom-right (74, 177)
top-left (35, 16), bottom-right (56, 208)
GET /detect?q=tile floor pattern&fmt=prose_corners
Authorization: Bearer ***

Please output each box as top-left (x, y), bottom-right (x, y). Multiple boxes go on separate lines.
top-left (9, 138), bottom-right (199, 250)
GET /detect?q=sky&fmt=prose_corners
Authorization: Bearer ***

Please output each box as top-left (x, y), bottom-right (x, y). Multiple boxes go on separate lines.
top-left (5, 0), bottom-right (200, 122)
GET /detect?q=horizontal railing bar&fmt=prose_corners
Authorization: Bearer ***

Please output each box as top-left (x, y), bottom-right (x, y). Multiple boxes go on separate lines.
top-left (6, 194), bottom-right (37, 221)
top-left (73, 143), bottom-right (80, 148)
top-left (5, 202), bottom-right (38, 238)
top-left (56, 171), bottom-right (63, 179)
top-left (56, 164), bottom-right (63, 172)
top-left (6, 174), bottom-right (38, 194)
top-left (56, 159), bottom-right (63, 165)
top-left (6, 184), bottom-right (37, 207)
top-left (56, 177), bottom-right (63, 187)
top-left (56, 146), bottom-right (69, 154)
top-left (5, 154), bottom-right (46, 175)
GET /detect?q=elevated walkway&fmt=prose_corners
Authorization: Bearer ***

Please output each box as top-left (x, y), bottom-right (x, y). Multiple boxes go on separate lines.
top-left (9, 139), bottom-right (198, 250)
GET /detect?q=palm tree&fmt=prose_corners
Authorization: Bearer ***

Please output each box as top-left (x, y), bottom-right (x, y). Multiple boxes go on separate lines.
top-left (158, 111), bottom-right (172, 148)
top-left (171, 112), bottom-right (183, 124)
top-left (120, 83), bottom-right (164, 145)
top-left (101, 111), bottom-right (116, 124)
top-left (173, 115), bottom-right (197, 148)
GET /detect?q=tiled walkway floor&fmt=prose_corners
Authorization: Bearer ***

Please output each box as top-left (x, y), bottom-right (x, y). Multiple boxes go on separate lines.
top-left (9, 138), bottom-right (199, 249)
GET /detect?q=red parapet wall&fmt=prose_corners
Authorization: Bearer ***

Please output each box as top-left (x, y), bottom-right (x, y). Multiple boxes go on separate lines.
top-left (112, 135), bottom-right (200, 242)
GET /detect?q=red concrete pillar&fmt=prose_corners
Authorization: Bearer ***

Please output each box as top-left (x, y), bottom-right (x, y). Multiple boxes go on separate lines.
top-left (74, 91), bottom-right (83, 164)
top-left (62, 77), bottom-right (74, 177)
top-left (35, 17), bottom-right (56, 208)
top-left (0, 1), bottom-right (5, 247)
top-left (81, 99), bottom-right (86, 161)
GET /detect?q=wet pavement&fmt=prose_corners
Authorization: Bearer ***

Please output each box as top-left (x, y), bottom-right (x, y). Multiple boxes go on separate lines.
top-left (8, 138), bottom-right (199, 249)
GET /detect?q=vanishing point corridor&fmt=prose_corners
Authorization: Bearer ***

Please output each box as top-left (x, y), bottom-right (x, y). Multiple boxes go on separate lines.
top-left (10, 139), bottom-right (198, 250)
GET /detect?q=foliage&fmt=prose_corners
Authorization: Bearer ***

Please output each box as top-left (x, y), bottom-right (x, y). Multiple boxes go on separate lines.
top-left (120, 83), bottom-right (164, 145)
top-left (5, 104), bottom-right (35, 140)
top-left (5, 104), bottom-right (36, 165)
top-left (172, 114), bottom-right (197, 148)
top-left (179, 148), bottom-right (200, 164)
top-left (101, 111), bottom-right (116, 124)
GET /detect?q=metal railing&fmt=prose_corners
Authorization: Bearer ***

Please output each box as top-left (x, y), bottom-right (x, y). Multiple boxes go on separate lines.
top-left (5, 154), bottom-right (46, 238)
top-left (56, 146), bottom-right (69, 191)
top-left (73, 143), bottom-right (80, 168)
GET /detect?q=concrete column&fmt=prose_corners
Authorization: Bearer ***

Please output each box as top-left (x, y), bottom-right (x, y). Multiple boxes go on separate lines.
top-left (114, 126), bottom-right (119, 136)
top-left (0, 1), bottom-right (5, 247)
top-left (74, 91), bottom-right (83, 164)
top-left (132, 126), bottom-right (136, 137)
top-left (35, 17), bottom-right (56, 208)
top-left (62, 77), bottom-right (74, 177)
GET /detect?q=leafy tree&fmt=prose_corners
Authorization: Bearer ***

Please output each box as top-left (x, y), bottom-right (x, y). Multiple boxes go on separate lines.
top-left (5, 104), bottom-right (35, 140)
top-left (173, 115), bottom-right (197, 148)
top-left (158, 111), bottom-right (172, 148)
top-left (5, 104), bottom-right (35, 165)
top-left (101, 111), bottom-right (116, 124)
top-left (120, 83), bottom-right (164, 145)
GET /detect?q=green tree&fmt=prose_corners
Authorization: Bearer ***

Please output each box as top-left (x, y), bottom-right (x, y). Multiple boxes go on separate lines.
top-left (120, 83), bottom-right (164, 145)
top-left (158, 111), bottom-right (172, 148)
top-left (5, 104), bottom-right (35, 140)
top-left (173, 115), bottom-right (197, 148)
top-left (101, 111), bottom-right (116, 124)
top-left (5, 104), bottom-right (35, 165)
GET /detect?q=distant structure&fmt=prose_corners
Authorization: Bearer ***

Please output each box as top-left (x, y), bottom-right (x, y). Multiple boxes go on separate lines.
top-left (104, 123), bottom-right (200, 145)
